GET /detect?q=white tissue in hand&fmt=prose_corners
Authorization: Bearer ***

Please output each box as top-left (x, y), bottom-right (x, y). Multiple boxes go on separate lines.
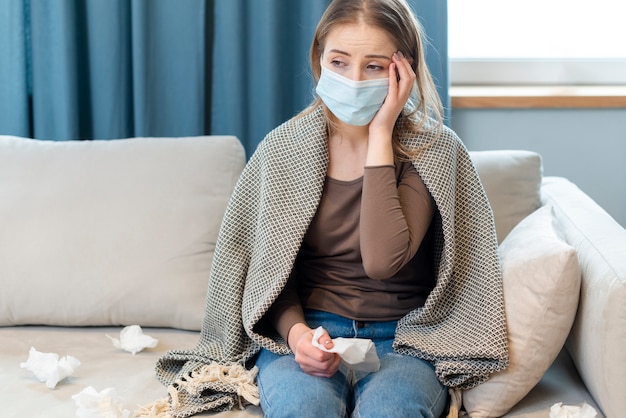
top-left (549, 402), bottom-right (597, 418)
top-left (311, 326), bottom-right (380, 372)
top-left (72, 386), bottom-right (131, 418)
top-left (106, 325), bottom-right (158, 355)
top-left (20, 346), bottom-right (80, 389)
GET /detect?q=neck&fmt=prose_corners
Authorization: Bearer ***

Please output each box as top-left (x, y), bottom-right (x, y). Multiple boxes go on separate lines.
top-left (331, 120), bottom-right (369, 144)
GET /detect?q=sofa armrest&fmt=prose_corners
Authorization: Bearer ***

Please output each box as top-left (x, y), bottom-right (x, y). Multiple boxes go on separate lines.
top-left (541, 176), bottom-right (626, 418)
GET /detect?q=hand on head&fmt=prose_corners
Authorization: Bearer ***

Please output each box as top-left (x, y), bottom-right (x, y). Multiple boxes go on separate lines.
top-left (369, 50), bottom-right (416, 134)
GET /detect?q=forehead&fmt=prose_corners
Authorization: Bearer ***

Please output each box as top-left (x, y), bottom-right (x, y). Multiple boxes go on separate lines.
top-left (323, 22), bottom-right (397, 55)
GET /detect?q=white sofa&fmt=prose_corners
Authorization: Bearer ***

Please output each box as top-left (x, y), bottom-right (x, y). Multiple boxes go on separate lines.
top-left (0, 135), bottom-right (624, 418)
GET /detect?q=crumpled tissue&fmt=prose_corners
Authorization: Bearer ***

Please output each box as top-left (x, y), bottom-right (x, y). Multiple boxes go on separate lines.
top-left (106, 325), bottom-right (158, 355)
top-left (72, 386), bottom-right (131, 418)
top-left (549, 402), bottom-right (598, 418)
top-left (311, 326), bottom-right (380, 372)
top-left (20, 346), bottom-right (80, 389)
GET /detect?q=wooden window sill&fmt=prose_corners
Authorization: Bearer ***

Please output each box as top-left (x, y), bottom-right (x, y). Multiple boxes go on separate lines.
top-left (450, 85), bottom-right (626, 109)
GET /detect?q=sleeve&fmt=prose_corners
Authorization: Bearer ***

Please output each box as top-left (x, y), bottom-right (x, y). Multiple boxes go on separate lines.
top-left (360, 164), bottom-right (434, 280)
top-left (265, 269), bottom-right (305, 344)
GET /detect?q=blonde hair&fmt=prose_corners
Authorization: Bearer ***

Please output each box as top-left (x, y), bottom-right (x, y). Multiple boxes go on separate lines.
top-left (301, 0), bottom-right (443, 159)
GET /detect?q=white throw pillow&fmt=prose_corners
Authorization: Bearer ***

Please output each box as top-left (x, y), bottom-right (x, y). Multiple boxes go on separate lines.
top-left (462, 205), bottom-right (581, 417)
top-left (0, 135), bottom-right (245, 331)
top-left (469, 150), bottom-right (542, 244)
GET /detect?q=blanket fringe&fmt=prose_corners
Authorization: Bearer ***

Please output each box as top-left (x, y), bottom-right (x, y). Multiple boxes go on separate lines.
top-left (446, 388), bottom-right (463, 418)
top-left (132, 397), bottom-right (172, 418)
top-left (133, 362), bottom-right (259, 418)
top-left (178, 362), bottom-right (259, 407)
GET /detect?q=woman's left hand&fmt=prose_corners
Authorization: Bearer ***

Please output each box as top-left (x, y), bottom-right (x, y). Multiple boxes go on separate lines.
top-left (369, 51), bottom-right (415, 135)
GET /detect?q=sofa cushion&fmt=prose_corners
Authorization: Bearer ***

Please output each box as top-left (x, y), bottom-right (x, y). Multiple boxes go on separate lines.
top-left (0, 135), bottom-right (245, 331)
top-left (462, 205), bottom-right (581, 417)
top-left (469, 150), bottom-right (542, 243)
top-left (1, 326), bottom-right (263, 418)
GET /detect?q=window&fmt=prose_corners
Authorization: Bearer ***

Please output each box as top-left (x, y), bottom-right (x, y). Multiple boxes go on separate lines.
top-left (448, 0), bottom-right (626, 85)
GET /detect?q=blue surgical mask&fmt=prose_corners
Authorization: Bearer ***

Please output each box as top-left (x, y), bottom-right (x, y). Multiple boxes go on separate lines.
top-left (315, 66), bottom-right (389, 126)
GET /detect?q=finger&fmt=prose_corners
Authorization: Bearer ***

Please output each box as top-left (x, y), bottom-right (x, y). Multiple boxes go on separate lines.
top-left (330, 352), bottom-right (342, 370)
top-left (298, 352), bottom-right (339, 375)
top-left (387, 62), bottom-right (399, 97)
top-left (393, 51), bottom-right (416, 88)
top-left (392, 52), bottom-right (407, 80)
top-left (303, 356), bottom-right (341, 378)
top-left (317, 330), bottom-right (334, 349)
top-left (316, 352), bottom-right (341, 373)
top-left (306, 369), bottom-right (336, 379)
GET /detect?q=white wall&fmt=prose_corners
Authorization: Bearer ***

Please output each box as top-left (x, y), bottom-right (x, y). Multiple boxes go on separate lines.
top-left (450, 108), bottom-right (626, 227)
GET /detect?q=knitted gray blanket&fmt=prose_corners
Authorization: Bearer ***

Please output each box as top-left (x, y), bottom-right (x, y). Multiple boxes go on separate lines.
top-left (150, 106), bottom-right (508, 417)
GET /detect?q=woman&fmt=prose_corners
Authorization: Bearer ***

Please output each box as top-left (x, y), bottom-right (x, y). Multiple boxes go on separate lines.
top-left (256, 0), bottom-right (449, 417)
top-left (151, 1), bottom-right (508, 417)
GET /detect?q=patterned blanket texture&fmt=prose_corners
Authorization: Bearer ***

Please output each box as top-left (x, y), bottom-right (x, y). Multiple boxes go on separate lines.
top-left (140, 106), bottom-right (509, 418)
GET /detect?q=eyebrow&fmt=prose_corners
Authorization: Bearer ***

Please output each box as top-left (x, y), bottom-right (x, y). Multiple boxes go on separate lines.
top-left (328, 48), bottom-right (391, 60)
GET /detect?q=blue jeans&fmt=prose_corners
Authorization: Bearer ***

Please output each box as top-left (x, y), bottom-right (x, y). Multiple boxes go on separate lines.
top-left (255, 310), bottom-right (448, 418)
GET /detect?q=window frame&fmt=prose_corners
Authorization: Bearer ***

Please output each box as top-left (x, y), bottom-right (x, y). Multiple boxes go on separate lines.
top-left (451, 59), bottom-right (626, 86)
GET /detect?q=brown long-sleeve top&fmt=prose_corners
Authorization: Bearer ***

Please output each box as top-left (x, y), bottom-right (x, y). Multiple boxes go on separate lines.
top-left (268, 162), bottom-right (436, 342)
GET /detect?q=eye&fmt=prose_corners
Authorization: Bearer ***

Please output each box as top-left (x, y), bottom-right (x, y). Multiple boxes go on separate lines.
top-left (366, 64), bottom-right (385, 71)
top-left (330, 59), bottom-right (346, 67)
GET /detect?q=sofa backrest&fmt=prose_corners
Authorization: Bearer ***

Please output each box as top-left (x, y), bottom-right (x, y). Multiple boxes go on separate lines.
top-left (469, 150), bottom-right (543, 243)
top-left (0, 135), bottom-right (245, 331)
top-left (0, 139), bottom-right (541, 331)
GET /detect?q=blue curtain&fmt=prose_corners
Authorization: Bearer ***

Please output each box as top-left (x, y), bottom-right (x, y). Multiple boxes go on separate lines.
top-left (0, 0), bottom-right (448, 156)
top-left (413, 0), bottom-right (449, 118)
top-left (0, 0), bottom-right (207, 140)
top-left (0, 0), bottom-right (30, 136)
